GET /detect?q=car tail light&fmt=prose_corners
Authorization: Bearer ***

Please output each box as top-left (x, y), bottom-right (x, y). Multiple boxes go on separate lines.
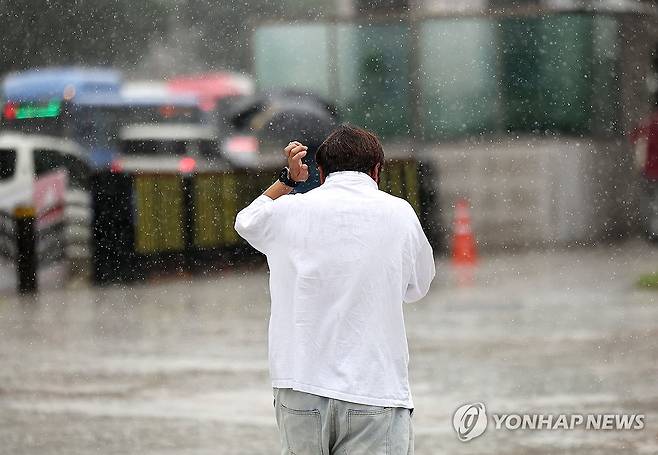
top-left (178, 157), bottom-right (196, 173)
top-left (3, 102), bottom-right (17, 120)
top-left (224, 135), bottom-right (258, 154)
top-left (110, 159), bottom-right (124, 173)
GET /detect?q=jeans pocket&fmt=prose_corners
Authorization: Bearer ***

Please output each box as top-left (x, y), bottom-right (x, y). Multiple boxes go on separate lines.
top-left (280, 403), bottom-right (323, 455)
top-left (346, 407), bottom-right (392, 454)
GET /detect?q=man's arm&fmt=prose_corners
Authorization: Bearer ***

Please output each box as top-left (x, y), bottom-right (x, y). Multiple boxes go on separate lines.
top-left (234, 142), bottom-right (308, 253)
top-left (263, 142), bottom-right (309, 200)
top-left (403, 213), bottom-right (436, 304)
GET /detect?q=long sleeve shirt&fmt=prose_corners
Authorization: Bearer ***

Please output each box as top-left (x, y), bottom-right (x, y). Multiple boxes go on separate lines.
top-left (234, 170), bottom-right (435, 408)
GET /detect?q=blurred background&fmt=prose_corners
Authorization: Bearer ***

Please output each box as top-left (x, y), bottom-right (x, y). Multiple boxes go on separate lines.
top-left (1, 1), bottom-right (658, 454)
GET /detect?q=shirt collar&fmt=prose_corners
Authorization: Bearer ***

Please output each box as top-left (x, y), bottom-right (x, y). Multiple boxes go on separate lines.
top-left (324, 171), bottom-right (378, 189)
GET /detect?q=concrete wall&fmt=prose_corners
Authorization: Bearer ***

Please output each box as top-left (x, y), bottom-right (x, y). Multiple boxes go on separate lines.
top-left (415, 137), bottom-right (639, 250)
top-left (414, 0), bottom-right (488, 14)
top-left (412, 0), bottom-right (656, 14)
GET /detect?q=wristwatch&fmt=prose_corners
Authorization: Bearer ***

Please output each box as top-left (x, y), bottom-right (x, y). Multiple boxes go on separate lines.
top-left (278, 166), bottom-right (299, 188)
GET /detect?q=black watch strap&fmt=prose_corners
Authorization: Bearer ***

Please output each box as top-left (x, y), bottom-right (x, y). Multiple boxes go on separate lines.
top-left (278, 167), bottom-right (299, 188)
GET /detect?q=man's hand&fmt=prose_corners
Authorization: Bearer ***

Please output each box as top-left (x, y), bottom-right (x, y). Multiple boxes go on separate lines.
top-left (262, 141), bottom-right (310, 200)
top-left (284, 141), bottom-right (309, 183)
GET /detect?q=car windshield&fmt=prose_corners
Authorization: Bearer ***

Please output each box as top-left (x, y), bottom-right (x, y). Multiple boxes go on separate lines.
top-left (0, 149), bottom-right (16, 181)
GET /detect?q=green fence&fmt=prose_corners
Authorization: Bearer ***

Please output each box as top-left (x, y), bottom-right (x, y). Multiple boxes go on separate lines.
top-left (92, 159), bottom-right (436, 283)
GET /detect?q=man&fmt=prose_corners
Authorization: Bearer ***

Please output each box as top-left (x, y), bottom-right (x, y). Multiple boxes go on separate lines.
top-left (234, 125), bottom-right (435, 454)
top-left (631, 111), bottom-right (658, 238)
top-left (630, 110), bottom-right (658, 180)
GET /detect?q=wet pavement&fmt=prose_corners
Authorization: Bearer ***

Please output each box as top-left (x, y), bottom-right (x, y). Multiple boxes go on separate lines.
top-left (1, 240), bottom-right (658, 454)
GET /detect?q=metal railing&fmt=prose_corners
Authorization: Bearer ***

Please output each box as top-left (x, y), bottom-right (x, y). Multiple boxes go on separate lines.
top-left (0, 204), bottom-right (67, 294)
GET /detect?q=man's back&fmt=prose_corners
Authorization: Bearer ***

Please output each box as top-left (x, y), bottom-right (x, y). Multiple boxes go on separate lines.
top-left (236, 170), bottom-right (434, 408)
top-left (235, 126), bottom-right (434, 454)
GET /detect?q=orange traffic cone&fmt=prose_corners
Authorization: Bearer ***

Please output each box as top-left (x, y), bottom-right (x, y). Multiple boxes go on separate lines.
top-left (451, 198), bottom-right (477, 266)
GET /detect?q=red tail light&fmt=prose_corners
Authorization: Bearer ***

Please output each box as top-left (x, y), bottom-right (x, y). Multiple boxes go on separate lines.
top-left (3, 102), bottom-right (17, 120)
top-left (178, 157), bottom-right (196, 173)
top-left (225, 135), bottom-right (258, 154)
top-left (110, 159), bottom-right (124, 173)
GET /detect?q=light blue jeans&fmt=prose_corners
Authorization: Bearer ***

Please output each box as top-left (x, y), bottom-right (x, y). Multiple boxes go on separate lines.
top-left (273, 387), bottom-right (414, 455)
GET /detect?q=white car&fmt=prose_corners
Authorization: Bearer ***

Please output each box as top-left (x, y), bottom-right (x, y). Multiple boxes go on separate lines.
top-left (0, 133), bottom-right (92, 262)
top-left (114, 123), bottom-right (224, 173)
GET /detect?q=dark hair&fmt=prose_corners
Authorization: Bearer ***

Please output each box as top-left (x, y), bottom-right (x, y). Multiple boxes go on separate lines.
top-left (316, 124), bottom-right (384, 176)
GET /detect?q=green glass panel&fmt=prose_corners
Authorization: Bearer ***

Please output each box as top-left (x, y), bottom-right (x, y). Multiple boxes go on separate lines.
top-left (499, 17), bottom-right (542, 131)
top-left (336, 23), bottom-right (411, 138)
top-left (538, 15), bottom-right (593, 133)
top-left (254, 24), bottom-right (331, 97)
top-left (418, 19), bottom-right (499, 140)
top-left (591, 15), bottom-right (620, 136)
top-left (499, 15), bottom-right (594, 133)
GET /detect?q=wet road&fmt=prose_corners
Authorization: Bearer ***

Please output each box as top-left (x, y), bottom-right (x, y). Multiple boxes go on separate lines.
top-left (1, 241), bottom-right (658, 454)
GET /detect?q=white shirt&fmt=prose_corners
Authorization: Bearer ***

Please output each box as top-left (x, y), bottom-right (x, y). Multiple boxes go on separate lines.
top-left (234, 171), bottom-right (435, 408)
